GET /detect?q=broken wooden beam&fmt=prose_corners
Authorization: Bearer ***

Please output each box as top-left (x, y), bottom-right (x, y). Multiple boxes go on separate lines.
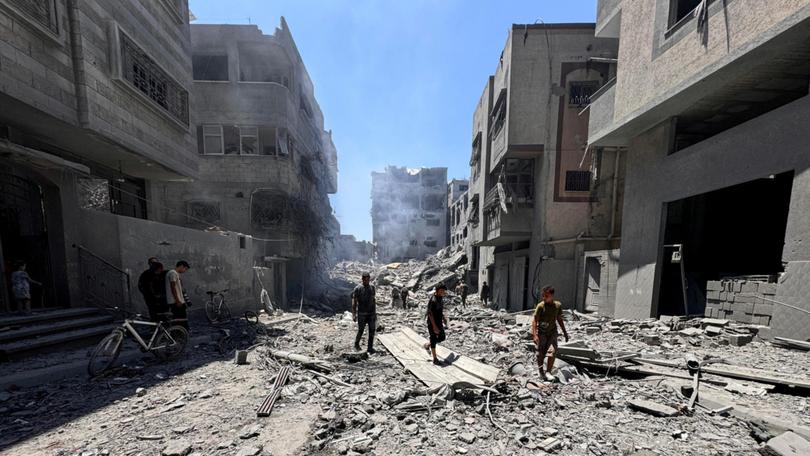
top-left (266, 349), bottom-right (332, 373)
top-left (257, 366), bottom-right (291, 417)
top-left (773, 337), bottom-right (810, 351)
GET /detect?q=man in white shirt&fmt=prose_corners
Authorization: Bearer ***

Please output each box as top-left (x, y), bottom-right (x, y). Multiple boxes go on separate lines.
top-left (166, 260), bottom-right (190, 329)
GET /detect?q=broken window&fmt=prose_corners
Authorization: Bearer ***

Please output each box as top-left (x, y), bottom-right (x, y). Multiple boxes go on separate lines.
top-left (503, 158), bottom-right (534, 206)
top-left (424, 239), bottom-right (438, 248)
top-left (468, 194), bottom-right (480, 225)
top-left (564, 170), bottom-right (592, 192)
top-left (421, 193), bottom-right (444, 211)
top-left (187, 200), bottom-right (221, 224)
top-left (251, 192), bottom-right (287, 229)
top-left (569, 81), bottom-right (600, 108)
top-left (77, 178), bottom-right (111, 212)
top-left (259, 127), bottom-right (277, 155)
top-left (240, 126), bottom-right (258, 155)
top-left (223, 125), bottom-right (240, 155)
top-left (192, 55), bottom-right (228, 81)
top-left (491, 89), bottom-right (507, 138)
top-left (470, 132), bottom-right (482, 180)
top-left (201, 125), bottom-right (223, 155)
top-left (668, 0), bottom-right (704, 27)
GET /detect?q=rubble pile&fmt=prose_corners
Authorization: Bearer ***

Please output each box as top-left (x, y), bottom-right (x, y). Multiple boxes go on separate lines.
top-left (2, 257), bottom-right (809, 455)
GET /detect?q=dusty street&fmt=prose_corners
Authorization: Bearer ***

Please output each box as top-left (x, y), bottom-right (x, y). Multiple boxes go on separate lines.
top-left (2, 260), bottom-right (809, 456)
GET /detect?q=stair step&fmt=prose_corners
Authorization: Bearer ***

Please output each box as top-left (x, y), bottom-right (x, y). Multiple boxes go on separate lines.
top-left (0, 308), bottom-right (101, 327)
top-left (0, 315), bottom-right (114, 343)
top-left (0, 325), bottom-right (117, 361)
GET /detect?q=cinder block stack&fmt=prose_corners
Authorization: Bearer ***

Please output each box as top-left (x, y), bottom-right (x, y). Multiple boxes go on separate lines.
top-left (704, 280), bottom-right (776, 326)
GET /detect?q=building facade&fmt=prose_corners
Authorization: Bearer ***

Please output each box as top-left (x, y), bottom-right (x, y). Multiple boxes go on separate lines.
top-left (447, 178), bottom-right (469, 250)
top-left (371, 166), bottom-right (447, 263)
top-left (588, 0), bottom-right (810, 339)
top-left (468, 24), bottom-right (624, 312)
top-left (154, 21), bottom-right (339, 307)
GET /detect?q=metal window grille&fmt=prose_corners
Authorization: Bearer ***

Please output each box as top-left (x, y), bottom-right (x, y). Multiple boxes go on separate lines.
top-left (187, 201), bottom-right (221, 224)
top-left (9, 0), bottom-right (58, 33)
top-left (569, 81), bottom-right (600, 107)
top-left (565, 170), bottom-right (592, 192)
top-left (120, 33), bottom-right (189, 125)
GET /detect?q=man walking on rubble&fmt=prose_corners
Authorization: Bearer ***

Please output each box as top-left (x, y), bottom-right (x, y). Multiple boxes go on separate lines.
top-left (400, 288), bottom-right (409, 309)
top-left (423, 284), bottom-right (449, 365)
top-left (480, 281), bottom-right (490, 308)
top-left (455, 280), bottom-right (469, 308)
top-left (532, 285), bottom-right (569, 382)
top-left (352, 272), bottom-right (377, 353)
top-left (390, 285), bottom-right (403, 309)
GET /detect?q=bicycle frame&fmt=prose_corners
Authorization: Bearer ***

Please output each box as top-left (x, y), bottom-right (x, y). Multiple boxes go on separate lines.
top-left (122, 319), bottom-right (177, 351)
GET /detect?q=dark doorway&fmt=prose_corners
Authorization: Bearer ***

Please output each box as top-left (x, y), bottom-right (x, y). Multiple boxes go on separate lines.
top-left (657, 172), bottom-right (793, 317)
top-left (0, 171), bottom-right (56, 312)
top-left (585, 257), bottom-right (602, 312)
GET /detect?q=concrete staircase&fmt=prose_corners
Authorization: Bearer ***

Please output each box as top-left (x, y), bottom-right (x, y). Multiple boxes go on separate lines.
top-left (0, 308), bottom-right (116, 362)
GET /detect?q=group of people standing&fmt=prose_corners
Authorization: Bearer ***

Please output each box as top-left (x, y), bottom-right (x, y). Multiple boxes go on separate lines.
top-left (350, 272), bottom-right (568, 380)
top-left (137, 257), bottom-right (191, 329)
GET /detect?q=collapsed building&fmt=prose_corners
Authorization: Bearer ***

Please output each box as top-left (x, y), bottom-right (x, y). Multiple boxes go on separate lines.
top-left (0, 1), bottom-right (339, 358)
top-left (371, 166), bottom-right (447, 263)
top-left (155, 22), bottom-right (340, 306)
top-left (466, 24), bottom-right (624, 312)
top-left (587, 0), bottom-right (810, 340)
top-left (332, 234), bottom-right (374, 263)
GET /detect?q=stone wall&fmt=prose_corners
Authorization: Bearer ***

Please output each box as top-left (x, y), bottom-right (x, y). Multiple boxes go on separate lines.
top-left (705, 279), bottom-right (777, 326)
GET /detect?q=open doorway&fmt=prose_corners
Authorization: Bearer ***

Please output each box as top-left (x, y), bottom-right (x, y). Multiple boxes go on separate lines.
top-left (585, 256), bottom-right (602, 312)
top-left (0, 171), bottom-right (57, 313)
top-left (657, 172), bottom-right (793, 316)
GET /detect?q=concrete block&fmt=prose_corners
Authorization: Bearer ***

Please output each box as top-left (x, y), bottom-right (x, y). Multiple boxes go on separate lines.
top-left (705, 326), bottom-right (724, 336)
top-left (727, 333), bottom-right (753, 347)
top-left (706, 281), bottom-right (723, 291)
top-left (734, 313), bottom-right (753, 324)
top-left (722, 301), bottom-right (734, 311)
top-left (700, 318), bottom-right (729, 328)
top-left (740, 281), bottom-right (759, 293)
top-left (759, 283), bottom-right (778, 295)
top-left (733, 295), bottom-right (756, 304)
top-left (733, 281), bottom-right (743, 293)
top-left (735, 301), bottom-right (755, 314)
top-left (754, 326), bottom-right (773, 341)
top-left (760, 431), bottom-right (810, 456)
top-left (707, 290), bottom-right (721, 300)
top-left (627, 399), bottom-right (679, 417)
top-left (754, 302), bottom-right (774, 316)
top-left (719, 291), bottom-right (728, 301)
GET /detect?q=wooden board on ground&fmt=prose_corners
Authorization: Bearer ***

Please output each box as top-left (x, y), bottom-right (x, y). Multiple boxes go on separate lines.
top-left (636, 358), bottom-right (810, 390)
top-left (378, 327), bottom-right (500, 387)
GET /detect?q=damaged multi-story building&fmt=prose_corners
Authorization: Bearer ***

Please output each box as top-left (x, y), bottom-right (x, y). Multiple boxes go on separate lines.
top-left (156, 21), bottom-right (339, 306)
top-left (371, 166), bottom-right (447, 263)
top-left (467, 23), bottom-right (624, 312)
top-left (587, 0), bottom-right (810, 340)
top-left (0, 1), bottom-right (339, 359)
top-left (447, 178), bottom-right (469, 250)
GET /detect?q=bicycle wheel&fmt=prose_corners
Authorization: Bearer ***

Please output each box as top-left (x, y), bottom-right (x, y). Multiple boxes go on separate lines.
top-left (88, 330), bottom-right (124, 377)
top-left (153, 325), bottom-right (189, 361)
top-left (218, 335), bottom-right (237, 355)
top-left (244, 311), bottom-right (259, 325)
top-left (219, 302), bottom-right (231, 323)
top-left (205, 294), bottom-right (224, 323)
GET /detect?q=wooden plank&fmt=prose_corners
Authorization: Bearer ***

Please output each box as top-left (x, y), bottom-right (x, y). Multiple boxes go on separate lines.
top-left (774, 337), bottom-right (810, 351)
top-left (399, 327), bottom-right (500, 384)
top-left (378, 328), bottom-right (499, 387)
top-left (636, 358), bottom-right (810, 390)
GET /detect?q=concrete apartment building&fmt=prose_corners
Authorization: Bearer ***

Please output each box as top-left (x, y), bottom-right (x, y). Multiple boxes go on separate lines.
top-left (587, 0), bottom-right (810, 339)
top-left (155, 21), bottom-right (339, 305)
top-left (371, 166), bottom-right (448, 263)
top-left (467, 24), bottom-right (624, 312)
top-left (447, 178), bottom-right (469, 250)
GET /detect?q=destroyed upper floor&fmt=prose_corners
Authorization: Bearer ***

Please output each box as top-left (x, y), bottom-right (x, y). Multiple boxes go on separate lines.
top-left (188, 22), bottom-right (337, 194)
top-left (589, 0), bottom-right (810, 150)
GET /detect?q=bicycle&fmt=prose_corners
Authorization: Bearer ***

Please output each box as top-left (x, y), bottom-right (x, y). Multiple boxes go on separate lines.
top-left (204, 289), bottom-right (231, 324)
top-left (216, 311), bottom-right (268, 354)
top-left (88, 308), bottom-right (189, 377)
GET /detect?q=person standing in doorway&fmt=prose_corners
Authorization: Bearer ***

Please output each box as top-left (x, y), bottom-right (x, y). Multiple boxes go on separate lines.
top-left (455, 280), bottom-right (469, 308)
top-left (352, 272), bottom-right (377, 353)
top-left (11, 261), bottom-right (41, 314)
top-left (480, 281), bottom-right (490, 308)
top-left (423, 284), bottom-right (449, 365)
top-left (166, 260), bottom-right (190, 329)
top-left (532, 286), bottom-right (569, 382)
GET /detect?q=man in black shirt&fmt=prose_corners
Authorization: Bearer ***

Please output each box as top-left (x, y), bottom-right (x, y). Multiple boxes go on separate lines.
top-left (480, 281), bottom-right (490, 308)
top-left (352, 272), bottom-right (377, 353)
top-left (137, 257), bottom-right (166, 322)
top-left (423, 283), bottom-right (449, 365)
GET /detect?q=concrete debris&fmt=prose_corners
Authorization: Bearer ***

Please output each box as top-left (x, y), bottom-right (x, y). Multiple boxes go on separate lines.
top-left (760, 431), bottom-right (810, 456)
top-left (2, 258), bottom-right (810, 456)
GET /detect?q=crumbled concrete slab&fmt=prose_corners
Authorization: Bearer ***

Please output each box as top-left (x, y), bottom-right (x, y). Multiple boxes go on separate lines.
top-left (759, 431), bottom-right (810, 456)
top-left (627, 399), bottom-right (679, 417)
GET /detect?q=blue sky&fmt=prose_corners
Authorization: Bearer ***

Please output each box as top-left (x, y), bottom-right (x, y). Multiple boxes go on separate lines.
top-left (189, 0), bottom-right (598, 241)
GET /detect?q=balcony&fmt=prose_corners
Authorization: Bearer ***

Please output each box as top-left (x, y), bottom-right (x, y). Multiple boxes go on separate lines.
top-left (586, 78), bottom-right (618, 147)
top-left (478, 186), bottom-right (532, 246)
top-left (194, 81), bottom-right (297, 125)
